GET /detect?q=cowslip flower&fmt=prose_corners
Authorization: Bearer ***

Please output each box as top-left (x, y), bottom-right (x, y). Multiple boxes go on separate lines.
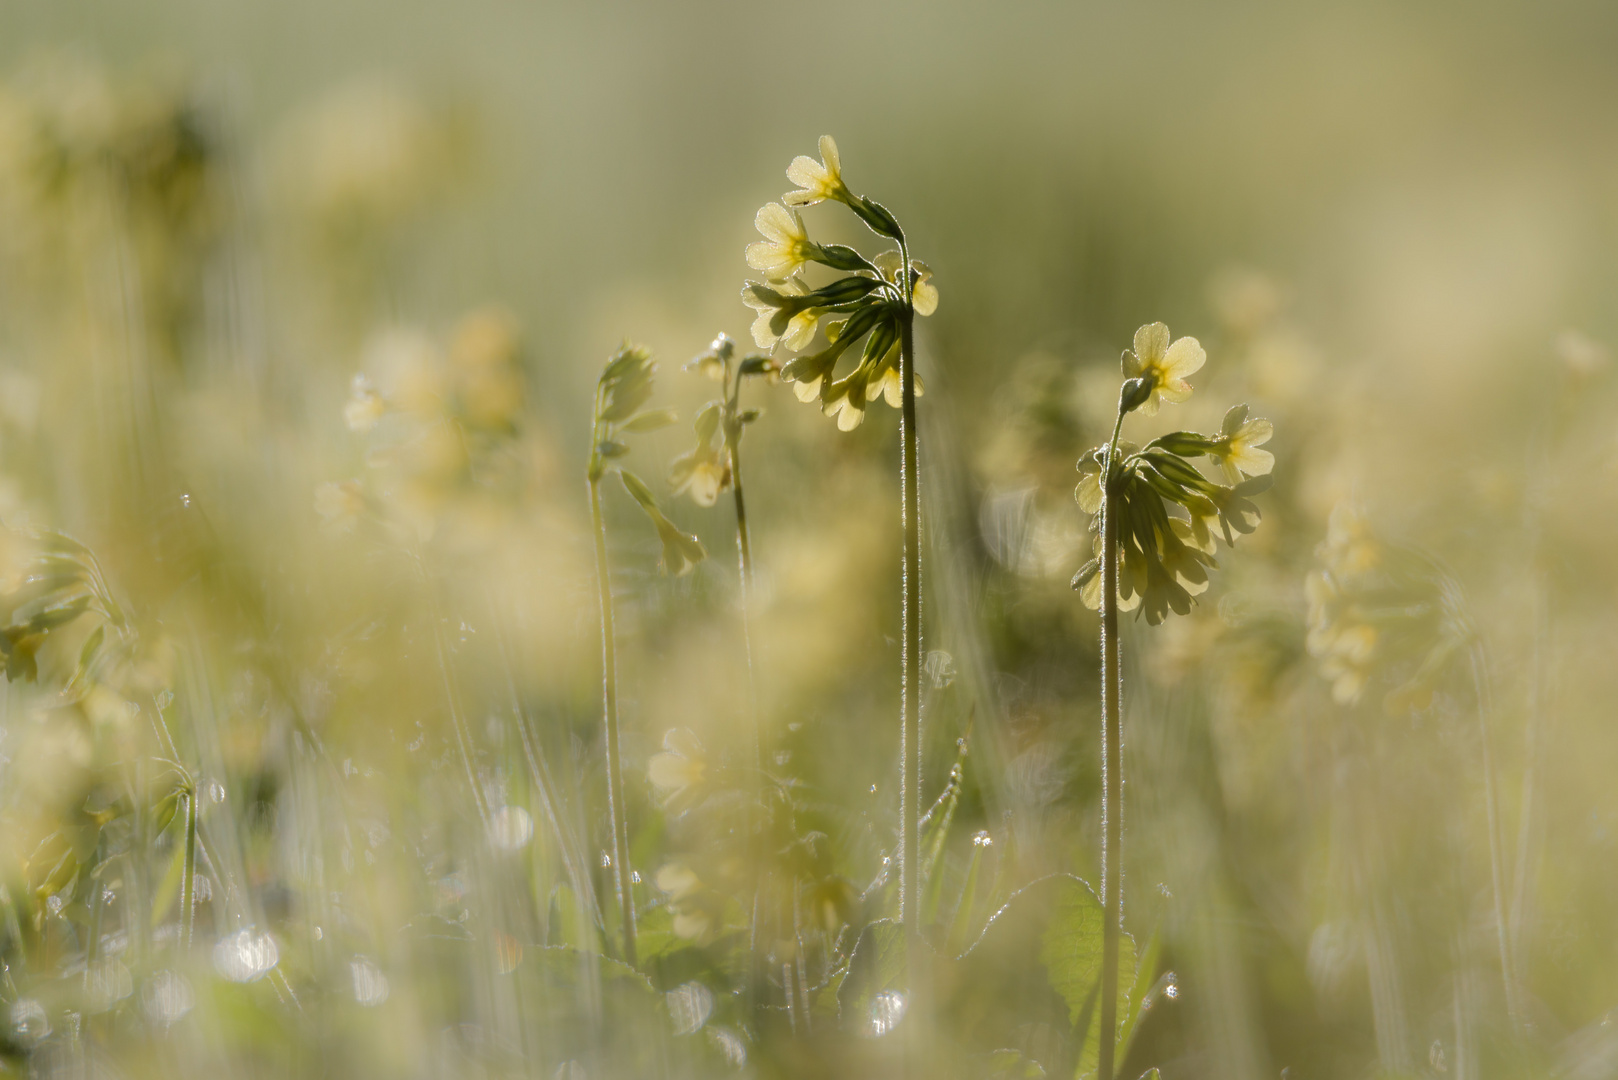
top-left (1210, 404), bottom-right (1275, 484)
top-left (872, 251), bottom-right (939, 317)
top-left (784, 135), bottom-right (848, 207)
top-left (1122, 322), bottom-right (1205, 416)
top-left (742, 277), bottom-right (820, 352)
top-left (746, 202), bottom-right (816, 281)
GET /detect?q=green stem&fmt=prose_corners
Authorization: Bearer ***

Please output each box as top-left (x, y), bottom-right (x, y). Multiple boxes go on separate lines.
top-left (728, 433), bottom-right (759, 773)
top-left (1468, 643), bottom-right (1519, 1028)
top-left (1098, 402), bottom-right (1128, 1080)
top-left (180, 785), bottom-right (198, 951)
top-left (898, 301), bottom-right (921, 948)
top-left (589, 473), bottom-right (637, 969)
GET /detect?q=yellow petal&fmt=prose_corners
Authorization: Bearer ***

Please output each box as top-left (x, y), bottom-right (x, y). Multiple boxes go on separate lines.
top-left (1160, 335), bottom-right (1206, 381)
top-left (913, 278), bottom-right (938, 317)
top-left (818, 134), bottom-right (841, 177)
top-left (1133, 322), bottom-right (1171, 365)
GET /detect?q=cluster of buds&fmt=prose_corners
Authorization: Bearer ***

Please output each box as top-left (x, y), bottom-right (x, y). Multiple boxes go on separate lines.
top-left (589, 345), bottom-right (707, 575)
top-left (1305, 505), bottom-right (1469, 711)
top-left (668, 333), bottom-right (776, 507)
top-left (1072, 323), bottom-right (1275, 625)
top-left (740, 137), bottom-right (937, 431)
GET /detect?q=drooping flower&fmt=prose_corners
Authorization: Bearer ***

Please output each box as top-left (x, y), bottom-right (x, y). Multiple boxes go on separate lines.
top-left (783, 135), bottom-right (848, 207)
top-left (1122, 322), bottom-right (1205, 415)
top-left (742, 277), bottom-right (820, 352)
top-left (1210, 404), bottom-right (1275, 484)
top-left (745, 202), bottom-right (816, 281)
top-left (872, 251), bottom-right (939, 317)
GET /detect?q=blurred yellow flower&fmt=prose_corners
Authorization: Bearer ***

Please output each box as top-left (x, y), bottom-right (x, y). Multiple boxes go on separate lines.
top-left (1123, 322), bottom-right (1204, 415)
top-left (745, 203), bottom-right (815, 281)
top-left (314, 480), bottom-right (366, 532)
top-left (647, 728), bottom-right (707, 802)
top-left (344, 374), bottom-right (385, 432)
top-left (784, 135), bottom-right (847, 207)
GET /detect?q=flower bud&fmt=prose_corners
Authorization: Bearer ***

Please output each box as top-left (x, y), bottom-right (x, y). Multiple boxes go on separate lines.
top-left (1119, 377), bottom-right (1152, 414)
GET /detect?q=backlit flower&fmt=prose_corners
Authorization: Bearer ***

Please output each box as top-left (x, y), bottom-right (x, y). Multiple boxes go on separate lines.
top-left (344, 374), bottom-right (385, 432)
top-left (1122, 322), bottom-right (1205, 416)
top-left (742, 277), bottom-right (820, 351)
top-left (784, 135), bottom-right (848, 207)
top-left (745, 202), bottom-right (815, 281)
top-left (1211, 404), bottom-right (1275, 484)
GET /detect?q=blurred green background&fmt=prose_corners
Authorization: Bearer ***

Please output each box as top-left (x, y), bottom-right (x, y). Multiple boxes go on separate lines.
top-left (1, 1), bottom-right (1617, 1077)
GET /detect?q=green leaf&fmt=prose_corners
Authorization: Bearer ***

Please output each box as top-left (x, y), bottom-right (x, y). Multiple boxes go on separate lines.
top-left (597, 440), bottom-right (630, 459)
top-left (837, 919), bottom-right (906, 1031)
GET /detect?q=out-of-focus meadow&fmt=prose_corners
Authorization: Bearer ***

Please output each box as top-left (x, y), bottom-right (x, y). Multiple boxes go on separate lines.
top-left (2, 1), bottom-right (1617, 1077)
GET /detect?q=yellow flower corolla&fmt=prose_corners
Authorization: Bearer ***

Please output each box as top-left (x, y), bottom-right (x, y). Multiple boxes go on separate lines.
top-left (743, 277), bottom-right (819, 351)
top-left (648, 729), bottom-right (707, 799)
top-left (826, 384), bottom-right (865, 431)
top-left (784, 135), bottom-right (847, 207)
top-left (745, 202), bottom-right (815, 281)
top-left (1123, 322), bottom-right (1204, 415)
top-left (872, 252), bottom-right (939, 316)
top-left (1214, 417), bottom-right (1275, 484)
top-left (672, 456), bottom-right (729, 507)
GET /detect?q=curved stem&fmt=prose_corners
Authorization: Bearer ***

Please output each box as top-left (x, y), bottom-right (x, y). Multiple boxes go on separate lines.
top-left (729, 438), bottom-right (759, 773)
top-left (589, 475), bottom-right (637, 969)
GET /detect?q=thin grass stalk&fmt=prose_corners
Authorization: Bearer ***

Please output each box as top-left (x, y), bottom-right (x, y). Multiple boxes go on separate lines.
top-left (588, 472), bottom-right (637, 969)
top-left (1467, 643), bottom-right (1519, 1027)
top-left (1097, 403), bottom-right (1128, 1080)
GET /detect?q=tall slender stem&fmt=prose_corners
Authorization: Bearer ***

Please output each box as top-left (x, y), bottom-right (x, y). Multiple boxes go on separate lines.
top-left (898, 303), bottom-right (921, 946)
top-left (1098, 403), bottom-right (1128, 1080)
top-left (1468, 643), bottom-right (1518, 1027)
top-left (589, 475), bottom-right (637, 969)
top-left (729, 435), bottom-right (759, 772)
top-left (180, 786), bottom-right (198, 951)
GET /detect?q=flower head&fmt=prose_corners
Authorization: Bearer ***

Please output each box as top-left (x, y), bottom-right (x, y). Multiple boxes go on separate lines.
top-left (742, 277), bottom-right (821, 352)
top-left (784, 135), bottom-right (848, 207)
top-left (1211, 404), bottom-right (1275, 484)
top-left (872, 251), bottom-right (939, 317)
top-left (746, 202), bottom-right (815, 281)
top-left (1122, 322), bottom-right (1205, 415)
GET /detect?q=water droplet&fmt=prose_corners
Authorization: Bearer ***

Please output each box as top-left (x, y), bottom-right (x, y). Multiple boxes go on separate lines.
top-left (706, 1026), bottom-right (747, 1067)
top-left (45, 894), bottom-right (63, 915)
top-left (488, 805), bottom-right (533, 852)
top-left (141, 970), bottom-right (193, 1026)
top-left (1164, 974), bottom-right (1179, 1000)
top-left (1157, 882), bottom-right (1173, 898)
top-left (600, 851), bottom-right (612, 868)
top-left (972, 830), bottom-right (993, 847)
top-left (350, 956), bottom-right (389, 1006)
top-left (206, 780), bottom-right (227, 804)
top-left (924, 650), bottom-right (957, 689)
top-left (870, 784), bottom-right (878, 795)
top-left (630, 871), bottom-right (641, 884)
top-left (213, 928), bottom-right (279, 982)
top-left (666, 981), bottom-right (714, 1035)
top-left (10, 999), bottom-right (48, 1044)
top-left (868, 990), bottom-right (907, 1037)
top-left (312, 926), bottom-right (323, 941)
top-left (179, 493), bottom-right (192, 508)
top-left (155, 690), bottom-right (174, 710)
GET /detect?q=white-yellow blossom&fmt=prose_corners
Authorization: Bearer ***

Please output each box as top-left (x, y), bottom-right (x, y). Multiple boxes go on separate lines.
top-left (1123, 322), bottom-right (1204, 415)
top-left (745, 202), bottom-right (815, 281)
top-left (784, 135), bottom-right (847, 207)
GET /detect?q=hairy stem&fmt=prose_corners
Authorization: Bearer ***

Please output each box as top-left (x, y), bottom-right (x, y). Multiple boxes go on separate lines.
top-left (729, 436), bottom-right (759, 772)
top-left (1098, 403), bottom-right (1128, 1080)
top-left (589, 475), bottom-right (637, 969)
top-left (899, 302), bottom-right (921, 946)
